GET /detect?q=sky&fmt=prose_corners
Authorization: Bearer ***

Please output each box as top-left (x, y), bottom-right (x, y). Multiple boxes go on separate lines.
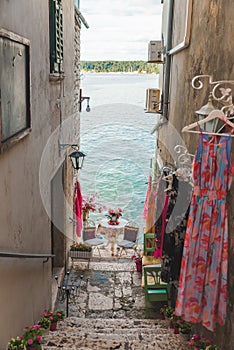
top-left (79, 0), bottom-right (163, 61)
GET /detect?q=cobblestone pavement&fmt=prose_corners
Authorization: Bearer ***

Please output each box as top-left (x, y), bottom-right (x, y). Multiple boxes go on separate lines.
top-left (44, 249), bottom-right (188, 349)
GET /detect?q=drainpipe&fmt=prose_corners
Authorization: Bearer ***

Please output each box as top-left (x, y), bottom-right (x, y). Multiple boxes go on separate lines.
top-left (162, 0), bottom-right (174, 120)
top-left (168, 0), bottom-right (192, 55)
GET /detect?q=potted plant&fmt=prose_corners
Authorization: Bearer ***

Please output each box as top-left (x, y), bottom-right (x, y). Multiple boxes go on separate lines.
top-left (37, 316), bottom-right (51, 333)
top-left (164, 305), bottom-right (174, 319)
top-left (188, 333), bottom-right (214, 350)
top-left (205, 345), bottom-right (221, 350)
top-left (159, 306), bottom-right (167, 320)
top-left (7, 337), bottom-right (25, 350)
top-left (131, 250), bottom-right (142, 272)
top-left (43, 309), bottom-right (65, 331)
top-left (22, 325), bottom-right (44, 350)
top-left (82, 192), bottom-right (106, 221)
top-left (179, 320), bottom-right (192, 335)
top-left (69, 242), bottom-right (92, 259)
top-left (106, 208), bottom-right (122, 225)
top-left (170, 313), bottom-right (183, 334)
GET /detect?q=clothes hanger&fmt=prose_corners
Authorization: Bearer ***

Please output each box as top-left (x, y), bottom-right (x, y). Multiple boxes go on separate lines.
top-left (215, 114), bottom-right (234, 134)
top-left (182, 110), bottom-right (234, 137)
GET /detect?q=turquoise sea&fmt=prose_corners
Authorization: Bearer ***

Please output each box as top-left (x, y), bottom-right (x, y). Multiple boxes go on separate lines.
top-left (80, 73), bottom-right (159, 235)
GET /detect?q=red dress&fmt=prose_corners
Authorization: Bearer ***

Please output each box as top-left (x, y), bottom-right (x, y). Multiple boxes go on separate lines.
top-left (175, 131), bottom-right (233, 331)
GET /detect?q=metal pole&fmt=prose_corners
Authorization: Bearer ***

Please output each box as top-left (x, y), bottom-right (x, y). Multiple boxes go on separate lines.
top-left (66, 289), bottom-right (69, 317)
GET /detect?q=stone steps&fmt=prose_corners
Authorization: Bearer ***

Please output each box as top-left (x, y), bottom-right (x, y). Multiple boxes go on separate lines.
top-left (43, 317), bottom-right (188, 350)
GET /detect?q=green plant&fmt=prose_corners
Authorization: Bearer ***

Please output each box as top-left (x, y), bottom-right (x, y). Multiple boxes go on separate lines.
top-left (70, 242), bottom-right (92, 252)
top-left (43, 309), bottom-right (65, 323)
top-left (7, 337), bottom-right (25, 350)
top-left (179, 320), bottom-right (192, 334)
top-left (205, 345), bottom-right (220, 350)
top-left (160, 305), bottom-right (166, 316)
top-left (38, 316), bottom-right (51, 330)
top-left (82, 192), bottom-right (106, 212)
top-left (170, 313), bottom-right (183, 328)
top-left (22, 325), bottom-right (44, 349)
top-left (165, 305), bottom-right (174, 318)
top-left (159, 305), bottom-right (174, 318)
top-left (188, 334), bottom-right (214, 350)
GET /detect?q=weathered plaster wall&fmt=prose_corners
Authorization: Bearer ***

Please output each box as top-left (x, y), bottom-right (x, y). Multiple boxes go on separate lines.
top-left (0, 0), bottom-right (79, 347)
top-left (159, 1), bottom-right (234, 349)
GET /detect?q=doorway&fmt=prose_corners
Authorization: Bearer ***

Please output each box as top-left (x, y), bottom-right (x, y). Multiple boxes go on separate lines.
top-left (51, 165), bottom-right (66, 268)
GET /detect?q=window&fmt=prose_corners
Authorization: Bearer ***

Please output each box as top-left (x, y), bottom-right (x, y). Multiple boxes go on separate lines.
top-left (50, 0), bottom-right (64, 74)
top-left (0, 29), bottom-right (31, 153)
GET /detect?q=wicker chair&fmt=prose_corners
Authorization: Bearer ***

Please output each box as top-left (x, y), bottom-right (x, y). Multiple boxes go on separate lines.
top-left (117, 221), bottom-right (139, 257)
top-left (83, 220), bottom-right (106, 257)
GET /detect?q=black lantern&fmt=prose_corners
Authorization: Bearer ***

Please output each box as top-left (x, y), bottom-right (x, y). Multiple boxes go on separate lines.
top-left (69, 151), bottom-right (86, 170)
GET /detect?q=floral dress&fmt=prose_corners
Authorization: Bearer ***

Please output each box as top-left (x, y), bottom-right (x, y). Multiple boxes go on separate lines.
top-left (175, 130), bottom-right (233, 331)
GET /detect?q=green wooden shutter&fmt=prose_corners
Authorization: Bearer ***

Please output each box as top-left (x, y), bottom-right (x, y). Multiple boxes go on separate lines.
top-left (50, 0), bottom-right (64, 73)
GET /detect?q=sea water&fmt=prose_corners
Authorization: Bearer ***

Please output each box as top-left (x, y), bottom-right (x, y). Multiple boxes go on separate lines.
top-left (80, 73), bottom-right (159, 235)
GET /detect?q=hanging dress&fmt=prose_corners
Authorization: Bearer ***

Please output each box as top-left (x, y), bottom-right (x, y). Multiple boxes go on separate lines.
top-left (74, 181), bottom-right (83, 238)
top-left (175, 130), bottom-right (233, 331)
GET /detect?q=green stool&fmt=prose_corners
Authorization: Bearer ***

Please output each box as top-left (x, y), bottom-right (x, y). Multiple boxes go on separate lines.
top-left (144, 233), bottom-right (155, 256)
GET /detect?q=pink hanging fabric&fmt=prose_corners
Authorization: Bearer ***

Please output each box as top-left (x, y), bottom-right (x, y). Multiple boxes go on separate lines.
top-left (74, 181), bottom-right (83, 237)
top-left (154, 193), bottom-right (170, 258)
top-left (143, 175), bottom-right (152, 220)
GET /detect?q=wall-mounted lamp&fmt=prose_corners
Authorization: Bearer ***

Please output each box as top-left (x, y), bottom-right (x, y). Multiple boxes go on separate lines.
top-left (69, 150), bottom-right (86, 170)
top-left (195, 92), bottom-right (216, 117)
top-left (79, 88), bottom-right (91, 112)
top-left (59, 143), bottom-right (86, 170)
top-left (195, 92), bottom-right (217, 132)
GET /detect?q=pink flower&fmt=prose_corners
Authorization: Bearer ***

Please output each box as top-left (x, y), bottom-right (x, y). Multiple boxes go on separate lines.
top-left (36, 335), bottom-right (43, 341)
top-left (49, 316), bottom-right (53, 321)
top-left (27, 339), bottom-right (33, 345)
top-left (192, 334), bottom-right (200, 341)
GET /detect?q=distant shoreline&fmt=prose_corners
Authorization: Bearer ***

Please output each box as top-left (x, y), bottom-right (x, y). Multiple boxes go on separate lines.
top-left (81, 60), bottom-right (159, 74)
top-left (81, 70), bottom-right (158, 75)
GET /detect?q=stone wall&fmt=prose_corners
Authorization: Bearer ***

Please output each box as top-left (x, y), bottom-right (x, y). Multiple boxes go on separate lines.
top-left (159, 1), bottom-right (234, 349)
top-left (0, 0), bottom-right (80, 347)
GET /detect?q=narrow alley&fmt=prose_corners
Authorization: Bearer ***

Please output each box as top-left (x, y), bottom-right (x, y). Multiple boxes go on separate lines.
top-left (43, 250), bottom-right (188, 349)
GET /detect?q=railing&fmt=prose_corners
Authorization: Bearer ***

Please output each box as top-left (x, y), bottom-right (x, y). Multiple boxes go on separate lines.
top-left (0, 251), bottom-right (55, 263)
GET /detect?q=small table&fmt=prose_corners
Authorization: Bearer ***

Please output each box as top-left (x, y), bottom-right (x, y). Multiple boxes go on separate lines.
top-left (99, 218), bottom-right (128, 256)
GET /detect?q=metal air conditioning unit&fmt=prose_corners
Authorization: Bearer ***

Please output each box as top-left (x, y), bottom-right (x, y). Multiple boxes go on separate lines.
top-left (145, 88), bottom-right (161, 113)
top-left (148, 41), bottom-right (164, 63)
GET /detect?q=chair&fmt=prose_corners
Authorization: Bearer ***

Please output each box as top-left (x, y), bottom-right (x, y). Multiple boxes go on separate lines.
top-left (144, 265), bottom-right (171, 318)
top-left (144, 233), bottom-right (155, 256)
top-left (117, 221), bottom-right (139, 257)
top-left (142, 232), bottom-right (162, 267)
top-left (83, 220), bottom-right (106, 257)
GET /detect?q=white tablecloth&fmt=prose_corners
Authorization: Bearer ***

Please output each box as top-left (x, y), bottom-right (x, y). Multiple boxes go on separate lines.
top-left (99, 218), bottom-right (128, 228)
top-left (98, 218), bottom-right (128, 255)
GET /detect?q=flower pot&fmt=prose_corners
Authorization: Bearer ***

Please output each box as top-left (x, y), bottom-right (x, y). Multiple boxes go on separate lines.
top-left (83, 209), bottom-right (89, 221)
top-left (169, 319), bottom-right (174, 329)
top-left (161, 314), bottom-right (166, 320)
top-left (136, 261), bottom-right (142, 272)
top-left (26, 347), bottom-right (42, 350)
top-left (50, 322), bottom-right (57, 331)
top-left (69, 250), bottom-right (92, 259)
top-left (110, 215), bottom-right (118, 222)
top-left (174, 327), bottom-right (179, 334)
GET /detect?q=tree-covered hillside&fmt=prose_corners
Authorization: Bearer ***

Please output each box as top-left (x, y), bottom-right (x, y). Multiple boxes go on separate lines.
top-left (81, 61), bottom-right (159, 74)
